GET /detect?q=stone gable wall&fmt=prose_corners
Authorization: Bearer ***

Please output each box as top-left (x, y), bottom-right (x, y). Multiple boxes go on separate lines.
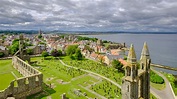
top-left (0, 56), bottom-right (43, 99)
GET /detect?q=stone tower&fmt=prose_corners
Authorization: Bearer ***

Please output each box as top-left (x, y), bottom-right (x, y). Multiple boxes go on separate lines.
top-left (122, 42), bottom-right (151, 99)
top-left (122, 44), bottom-right (138, 99)
top-left (139, 42), bottom-right (151, 99)
top-left (97, 39), bottom-right (103, 46)
top-left (19, 34), bottom-right (30, 62)
top-left (19, 34), bottom-right (24, 59)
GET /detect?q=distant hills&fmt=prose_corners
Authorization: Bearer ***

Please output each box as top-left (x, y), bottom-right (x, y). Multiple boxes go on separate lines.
top-left (0, 30), bottom-right (177, 34)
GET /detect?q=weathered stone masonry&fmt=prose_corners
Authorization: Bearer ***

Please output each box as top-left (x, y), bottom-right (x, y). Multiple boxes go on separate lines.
top-left (0, 56), bottom-right (43, 99)
top-left (122, 42), bottom-right (151, 99)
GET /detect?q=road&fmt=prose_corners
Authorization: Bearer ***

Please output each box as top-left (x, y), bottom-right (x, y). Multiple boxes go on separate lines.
top-left (151, 69), bottom-right (176, 99)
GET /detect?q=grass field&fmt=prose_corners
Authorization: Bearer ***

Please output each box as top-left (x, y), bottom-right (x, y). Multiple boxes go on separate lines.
top-left (60, 56), bottom-right (124, 85)
top-left (0, 59), bottom-right (22, 90)
top-left (91, 79), bottom-right (121, 99)
top-left (29, 56), bottom-right (116, 99)
top-left (0, 56), bottom-right (157, 98)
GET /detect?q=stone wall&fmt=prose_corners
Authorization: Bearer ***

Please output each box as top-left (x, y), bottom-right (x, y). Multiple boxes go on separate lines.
top-left (0, 56), bottom-right (43, 99)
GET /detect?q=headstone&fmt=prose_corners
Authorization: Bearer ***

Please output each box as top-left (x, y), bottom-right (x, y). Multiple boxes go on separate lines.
top-left (61, 93), bottom-right (66, 99)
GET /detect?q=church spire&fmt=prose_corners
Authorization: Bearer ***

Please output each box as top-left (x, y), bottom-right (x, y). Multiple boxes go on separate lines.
top-left (140, 42), bottom-right (150, 60)
top-left (127, 44), bottom-right (137, 64)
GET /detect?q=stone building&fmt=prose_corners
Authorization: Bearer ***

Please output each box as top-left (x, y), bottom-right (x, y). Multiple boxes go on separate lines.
top-left (0, 46), bottom-right (9, 57)
top-left (122, 42), bottom-right (151, 99)
top-left (97, 39), bottom-right (103, 46)
top-left (0, 34), bottom-right (43, 99)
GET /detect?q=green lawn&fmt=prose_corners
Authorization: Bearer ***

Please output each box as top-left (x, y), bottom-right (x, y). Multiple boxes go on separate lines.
top-left (60, 56), bottom-right (124, 85)
top-left (28, 56), bottom-right (105, 99)
top-left (0, 73), bottom-right (15, 90)
top-left (150, 93), bottom-right (157, 99)
top-left (162, 72), bottom-right (177, 95)
top-left (91, 79), bottom-right (122, 99)
top-left (0, 59), bottom-right (22, 90)
top-left (150, 82), bottom-right (166, 90)
top-left (0, 57), bottom-right (159, 98)
top-left (60, 56), bottom-right (158, 99)
top-left (28, 56), bottom-right (159, 99)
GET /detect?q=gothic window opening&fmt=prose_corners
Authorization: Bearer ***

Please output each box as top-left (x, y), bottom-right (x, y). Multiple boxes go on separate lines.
top-left (141, 63), bottom-right (144, 69)
top-left (127, 85), bottom-right (129, 92)
top-left (126, 67), bottom-right (131, 76)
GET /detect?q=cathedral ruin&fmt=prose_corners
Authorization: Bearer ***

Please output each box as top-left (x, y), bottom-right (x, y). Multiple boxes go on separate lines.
top-left (0, 34), bottom-right (43, 99)
top-left (122, 42), bottom-right (151, 99)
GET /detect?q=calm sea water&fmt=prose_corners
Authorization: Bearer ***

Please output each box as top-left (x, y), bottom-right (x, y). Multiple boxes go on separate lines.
top-left (83, 34), bottom-right (177, 75)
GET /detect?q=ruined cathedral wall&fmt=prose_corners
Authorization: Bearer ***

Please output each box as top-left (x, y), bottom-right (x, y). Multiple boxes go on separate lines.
top-left (12, 56), bottom-right (40, 76)
top-left (0, 56), bottom-right (43, 99)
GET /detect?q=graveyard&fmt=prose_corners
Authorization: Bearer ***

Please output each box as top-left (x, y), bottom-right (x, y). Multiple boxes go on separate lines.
top-left (60, 56), bottom-right (124, 85)
top-left (0, 55), bottom-right (159, 99)
top-left (27, 56), bottom-right (122, 99)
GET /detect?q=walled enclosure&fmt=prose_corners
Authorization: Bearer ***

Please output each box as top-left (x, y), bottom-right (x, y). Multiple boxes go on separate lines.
top-left (0, 56), bottom-right (43, 99)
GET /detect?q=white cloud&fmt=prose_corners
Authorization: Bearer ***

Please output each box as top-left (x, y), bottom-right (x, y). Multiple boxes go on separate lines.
top-left (0, 0), bottom-right (177, 32)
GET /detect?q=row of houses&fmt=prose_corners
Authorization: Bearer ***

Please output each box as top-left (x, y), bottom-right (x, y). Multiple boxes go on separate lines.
top-left (0, 33), bottom-right (127, 66)
top-left (42, 34), bottom-right (127, 66)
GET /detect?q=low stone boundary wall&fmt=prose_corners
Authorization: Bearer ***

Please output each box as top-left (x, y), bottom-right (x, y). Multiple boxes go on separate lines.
top-left (0, 56), bottom-right (43, 99)
top-left (151, 63), bottom-right (177, 71)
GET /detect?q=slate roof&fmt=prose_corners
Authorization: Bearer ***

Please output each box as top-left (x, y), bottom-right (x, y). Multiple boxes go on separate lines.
top-left (105, 54), bottom-right (124, 60)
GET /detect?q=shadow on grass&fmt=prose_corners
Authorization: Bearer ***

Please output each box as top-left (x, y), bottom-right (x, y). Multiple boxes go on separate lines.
top-left (59, 57), bottom-right (64, 60)
top-left (59, 56), bottom-right (88, 61)
top-left (30, 62), bottom-right (46, 67)
top-left (27, 83), bottom-right (56, 99)
top-left (44, 57), bottom-right (52, 60)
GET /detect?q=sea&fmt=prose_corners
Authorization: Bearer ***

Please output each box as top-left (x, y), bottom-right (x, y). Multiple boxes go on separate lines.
top-left (82, 34), bottom-right (177, 75)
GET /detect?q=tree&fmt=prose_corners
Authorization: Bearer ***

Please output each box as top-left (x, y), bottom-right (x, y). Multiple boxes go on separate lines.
top-left (112, 59), bottom-right (123, 72)
top-left (51, 49), bottom-right (59, 57)
top-left (51, 49), bottom-right (63, 57)
top-left (65, 45), bottom-right (78, 56)
top-left (75, 48), bottom-right (83, 60)
top-left (84, 45), bottom-right (93, 52)
top-left (41, 51), bottom-right (49, 59)
top-left (0, 52), bottom-right (5, 58)
top-left (123, 56), bottom-right (127, 60)
top-left (58, 50), bottom-right (62, 56)
top-left (9, 39), bottom-right (19, 55)
top-left (26, 49), bottom-right (33, 55)
top-left (38, 35), bottom-right (42, 39)
top-left (12, 39), bottom-right (19, 45)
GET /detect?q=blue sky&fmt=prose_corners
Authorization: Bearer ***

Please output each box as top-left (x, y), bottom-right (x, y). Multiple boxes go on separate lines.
top-left (0, 0), bottom-right (177, 32)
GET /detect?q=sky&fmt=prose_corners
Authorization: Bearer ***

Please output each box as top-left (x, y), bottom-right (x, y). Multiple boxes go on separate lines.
top-left (0, 0), bottom-right (177, 32)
